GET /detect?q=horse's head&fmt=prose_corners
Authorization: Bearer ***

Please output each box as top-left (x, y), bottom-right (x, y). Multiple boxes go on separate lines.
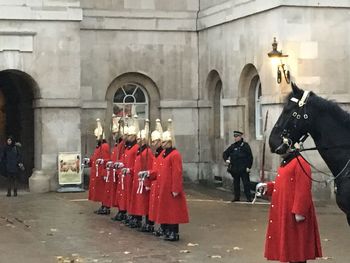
top-left (269, 83), bottom-right (311, 155)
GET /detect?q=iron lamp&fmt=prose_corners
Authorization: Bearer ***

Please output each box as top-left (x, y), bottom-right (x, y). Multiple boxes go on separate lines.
top-left (268, 37), bottom-right (290, 84)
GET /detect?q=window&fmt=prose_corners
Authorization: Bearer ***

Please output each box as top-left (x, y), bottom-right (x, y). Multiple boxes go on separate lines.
top-left (113, 83), bottom-right (148, 120)
top-left (255, 80), bottom-right (263, 140)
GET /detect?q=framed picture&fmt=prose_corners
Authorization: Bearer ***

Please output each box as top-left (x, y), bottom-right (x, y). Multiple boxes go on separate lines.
top-left (58, 152), bottom-right (82, 185)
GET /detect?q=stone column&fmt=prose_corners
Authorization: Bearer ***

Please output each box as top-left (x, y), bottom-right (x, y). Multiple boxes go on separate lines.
top-left (29, 106), bottom-right (50, 193)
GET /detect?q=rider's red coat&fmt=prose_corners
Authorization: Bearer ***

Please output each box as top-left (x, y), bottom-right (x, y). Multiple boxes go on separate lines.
top-left (115, 142), bottom-right (138, 211)
top-left (128, 146), bottom-right (154, 216)
top-left (89, 143), bottom-right (110, 202)
top-left (148, 148), bottom-right (163, 222)
top-left (264, 155), bottom-right (322, 262)
top-left (156, 148), bottom-right (189, 224)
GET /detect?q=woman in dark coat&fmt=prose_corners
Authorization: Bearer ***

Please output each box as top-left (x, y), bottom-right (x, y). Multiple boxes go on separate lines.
top-left (2, 135), bottom-right (23, 197)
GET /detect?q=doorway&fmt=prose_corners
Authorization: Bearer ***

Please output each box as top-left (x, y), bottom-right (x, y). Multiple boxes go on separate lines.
top-left (0, 70), bottom-right (35, 188)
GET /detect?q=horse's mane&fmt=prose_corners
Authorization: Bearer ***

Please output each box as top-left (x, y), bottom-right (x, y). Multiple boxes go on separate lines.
top-left (285, 90), bottom-right (350, 128)
top-left (310, 92), bottom-right (350, 128)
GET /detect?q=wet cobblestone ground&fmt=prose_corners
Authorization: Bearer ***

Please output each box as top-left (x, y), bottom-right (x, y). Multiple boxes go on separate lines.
top-left (0, 184), bottom-right (349, 263)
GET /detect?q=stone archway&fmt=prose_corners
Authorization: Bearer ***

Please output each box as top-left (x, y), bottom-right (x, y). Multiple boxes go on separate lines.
top-left (237, 64), bottom-right (260, 140)
top-left (0, 70), bottom-right (37, 188)
top-left (205, 70), bottom-right (223, 163)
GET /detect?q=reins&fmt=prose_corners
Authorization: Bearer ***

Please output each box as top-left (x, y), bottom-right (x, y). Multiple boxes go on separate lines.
top-left (295, 152), bottom-right (350, 185)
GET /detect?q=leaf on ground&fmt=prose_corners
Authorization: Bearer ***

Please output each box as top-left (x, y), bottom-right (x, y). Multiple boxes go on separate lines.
top-left (180, 250), bottom-right (191, 253)
top-left (323, 238), bottom-right (331, 242)
top-left (187, 243), bottom-right (199, 247)
top-left (123, 251), bottom-right (131, 255)
top-left (50, 228), bottom-right (58, 232)
top-left (233, 246), bottom-right (243, 250)
top-left (321, 256), bottom-right (333, 260)
top-left (209, 255), bottom-right (222, 259)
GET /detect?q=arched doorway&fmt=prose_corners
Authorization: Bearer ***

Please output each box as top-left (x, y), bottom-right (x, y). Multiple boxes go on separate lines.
top-left (0, 70), bottom-right (36, 188)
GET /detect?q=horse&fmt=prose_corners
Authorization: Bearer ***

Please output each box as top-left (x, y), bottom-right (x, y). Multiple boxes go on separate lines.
top-left (269, 82), bottom-right (350, 226)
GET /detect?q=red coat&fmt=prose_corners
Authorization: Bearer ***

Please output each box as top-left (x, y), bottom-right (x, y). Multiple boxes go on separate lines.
top-left (264, 155), bottom-right (322, 262)
top-left (156, 148), bottom-right (189, 224)
top-left (148, 148), bottom-right (163, 222)
top-left (88, 147), bottom-right (98, 201)
top-left (111, 140), bottom-right (126, 208)
top-left (128, 146), bottom-right (154, 216)
top-left (90, 143), bottom-right (110, 203)
top-left (115, 142), bottom-right (139, 211)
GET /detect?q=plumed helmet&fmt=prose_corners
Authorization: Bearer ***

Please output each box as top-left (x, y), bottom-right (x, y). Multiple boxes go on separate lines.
top-left (111, 114), bottom-right (119, 134)
top-left (162, 119), bottom-right (175, 146)
top-left (94, 118), bottom-right (103, 140)
top-left (128, 114), bottom-right (140, 136)
top-left (151, 119), bottom-right (163, 142)
top-left (138, 119), bottom-right (150, 141)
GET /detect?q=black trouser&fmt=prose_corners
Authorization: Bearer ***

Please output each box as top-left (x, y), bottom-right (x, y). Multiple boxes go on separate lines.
top-left (231, 171), bottom-right (251, 200)
top-left (167, 224), bottom-right (179, 234)
top-left (7, 172), bottom-right (19, 192)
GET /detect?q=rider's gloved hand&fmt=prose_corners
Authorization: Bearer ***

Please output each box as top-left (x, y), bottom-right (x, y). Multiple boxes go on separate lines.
top-left (295, 214), bottom-right (306, 222)
top-left (255, 182), bottom-right (267, 196)
top-left (121, 168), bottom-right (130, 174)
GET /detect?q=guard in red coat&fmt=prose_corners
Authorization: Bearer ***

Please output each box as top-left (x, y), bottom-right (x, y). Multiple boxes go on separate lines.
top-left (128, 119), bottom-right (154, 229)
top-left (110, 129), bottom-right (127, 221)
top-left (115, 116), bottom-right (139, 224)
top-left (148, 119), bottom-right (164, 235)
top-left (156, 119), bottom-right (189, 241)
top-left (94, 139), bottom-right (111, 215)
top-left (87, 140), bottom-right (100, 202)
top-left (104, 119), bottom-right (126, 215)
top-left (112, 124), bottom-right (129, 221)
top-left (256, 152), bottom-right (322, 263)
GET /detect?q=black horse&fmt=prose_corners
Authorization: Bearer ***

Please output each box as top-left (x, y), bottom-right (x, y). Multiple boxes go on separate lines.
top-left (269, 82), bottom-right (350, 226)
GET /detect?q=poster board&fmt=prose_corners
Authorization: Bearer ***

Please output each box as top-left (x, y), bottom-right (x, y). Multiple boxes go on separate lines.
top-left (58, 152), bottom-right (82, 185)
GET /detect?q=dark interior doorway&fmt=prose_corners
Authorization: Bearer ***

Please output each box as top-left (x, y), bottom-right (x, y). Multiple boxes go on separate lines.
top-left (0, 70), bottom-right (35, 189)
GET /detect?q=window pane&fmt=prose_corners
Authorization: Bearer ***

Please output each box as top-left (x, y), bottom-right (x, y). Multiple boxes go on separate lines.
top-left (113, 88), bottom-right (125, 103)
top-left (124, 84), bottom-right (136, 95)
top-left (135, 104), bottom-right (146, 119)
top-left (112, 83), bottom-right (148, 120)
top-left (124, 95), bottom-right (135, 103)
top-left (134, 87), bottom-right (146, 102)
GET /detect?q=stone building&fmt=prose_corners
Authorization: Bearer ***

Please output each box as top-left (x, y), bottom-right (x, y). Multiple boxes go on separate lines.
top-left (0, 0), bottom-right (349, 198)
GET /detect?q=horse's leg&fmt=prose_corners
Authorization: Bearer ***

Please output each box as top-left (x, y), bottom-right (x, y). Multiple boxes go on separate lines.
top-left (347, 214), bottom-right (350, 226)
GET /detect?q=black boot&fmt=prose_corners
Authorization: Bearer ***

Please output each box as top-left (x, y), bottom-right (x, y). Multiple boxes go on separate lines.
top-left (164, 231), bottom-right (179, 241)
top-left (97, 207), bottom-right (110, 215)
top-left (6, 189), bottom-right (11, 197)
top-left (111, 211), bottom-right (121, 221)
top-left (94, 206), bottom-right (104, 214)
top-left (13, 189), bottom-right (17, 197)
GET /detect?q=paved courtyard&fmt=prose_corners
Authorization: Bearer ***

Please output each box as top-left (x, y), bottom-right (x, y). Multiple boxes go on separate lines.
top-left (0, 184), bottom-right (348, 263)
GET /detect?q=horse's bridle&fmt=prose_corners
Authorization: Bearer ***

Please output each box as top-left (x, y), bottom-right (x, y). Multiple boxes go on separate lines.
top-left (276, 90), bottom-right (350, 184)
top-left (274, 90), bottom-right (311, 153)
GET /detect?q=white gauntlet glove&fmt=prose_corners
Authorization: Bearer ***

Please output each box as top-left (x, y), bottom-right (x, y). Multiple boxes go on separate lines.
top-left (255, 182), bottom-right (267, 196)
top-left (225, 159), bottom-right (231, 166)
top-left (121, 168), bottom-right (130, 174)
top-left (295, 214), bottom-right (306, 222)
top-left (83, 157), bottom-right (90, 165)
top-left (138, 171), bottom-right (150, 178)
